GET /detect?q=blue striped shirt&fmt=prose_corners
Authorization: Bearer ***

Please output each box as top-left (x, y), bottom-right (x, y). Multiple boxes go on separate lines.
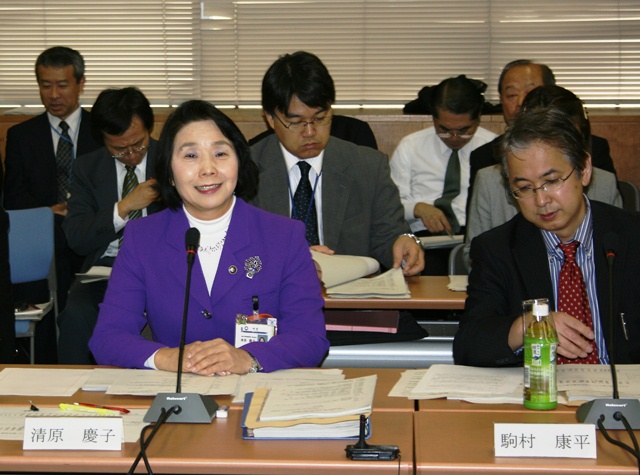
top-left (541, 196), bottom-right (608, 364)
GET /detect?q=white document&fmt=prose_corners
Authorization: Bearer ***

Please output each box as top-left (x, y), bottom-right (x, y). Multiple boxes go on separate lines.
top-left (76, 265), bottom-right (112, 284)
top-left (82, 368), bottom-right (135, 391)
top-left (388, 369), bottom-right (428, 398)
top-left (326, 267), bottom-right (410, 299)
top-left (447, 275), bottom-right (468, 291)
top-left (558, 364), bottom-right (640, 400)
top-left (310, 251), bottom-right (379, 288)
top-left (259, 374), bottom-right (376, 422)
top-left (0, 368), bottom-right (92, 397)
top-left (105, 369), bottom-right (239, 396)
top-left (232, 369), bottom-right (345, 404)
top-left (411, 365), bottom-right (522, 399)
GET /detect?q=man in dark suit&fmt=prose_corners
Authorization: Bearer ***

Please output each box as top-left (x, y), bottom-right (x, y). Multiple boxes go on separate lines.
top-left (3, 46), bottom-right (101, 313)
top-left (469, 60), bottom-right (616, 191)
top-left (3, 46), bottom-right (100, 362)
top-left (0, 164), bottom-right (16, 363)
top-left (454, 107), bottom-right (640, 367)
top-left (250, 51), bottom-right (426, 345)
top-left (58, 87), bottom-right (163, 364)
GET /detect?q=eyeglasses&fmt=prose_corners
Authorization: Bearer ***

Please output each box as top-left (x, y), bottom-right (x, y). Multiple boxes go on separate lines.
top-left (273, 113), bottom-right (332, 131)
top-left (436, 130), bottom-right (475, 139)
top-left (510, 167), bottom-right (577, 200)
top-left (110, 144), bottom-right (150, 159)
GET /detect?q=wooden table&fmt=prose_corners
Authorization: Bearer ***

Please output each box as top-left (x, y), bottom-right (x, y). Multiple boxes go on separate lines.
top-left (415, 410), bottom-right (639, 474)
top-left (323, 276), bottom-right (466, 310)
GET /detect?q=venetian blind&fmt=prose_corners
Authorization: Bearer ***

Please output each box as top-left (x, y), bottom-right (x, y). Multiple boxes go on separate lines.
top-left (0, 0), bottom-right (638, 108)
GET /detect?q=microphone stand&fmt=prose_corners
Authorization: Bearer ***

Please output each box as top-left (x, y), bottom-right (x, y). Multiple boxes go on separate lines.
top-left (144, 228), bottom-right (218, 423)
top-left (576, 236), bottom-right (640, 430)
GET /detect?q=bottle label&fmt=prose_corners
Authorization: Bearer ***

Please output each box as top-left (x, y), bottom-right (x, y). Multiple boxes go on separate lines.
top-left (523, 338), bottom-right (558, 409)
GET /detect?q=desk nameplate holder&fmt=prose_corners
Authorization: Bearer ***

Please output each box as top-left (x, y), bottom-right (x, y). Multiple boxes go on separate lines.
top-left (23, 414), bottom-right (123, 450)
top-left (494, 423), bottom-right (596, 459)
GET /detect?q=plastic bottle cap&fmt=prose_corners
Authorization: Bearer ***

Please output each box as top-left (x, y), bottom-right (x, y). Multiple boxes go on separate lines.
top-left (533, 302), bottom-right (549, 316)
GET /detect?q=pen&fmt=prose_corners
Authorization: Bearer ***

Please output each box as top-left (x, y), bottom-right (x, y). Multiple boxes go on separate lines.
top-left (75, 402), bottom-right (130, 414)
top-left (59, 403), bottom-right (130, 415)
top-left (59, 403), bottom-right (121, 415)
top-left (445, 228), bottom-right (454, 239)
top-left (251, 295), bottom-right (260, 320)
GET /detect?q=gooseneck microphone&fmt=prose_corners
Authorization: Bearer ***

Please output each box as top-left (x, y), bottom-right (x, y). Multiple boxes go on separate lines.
top-left (576, 232), bottom-right (640, 430)
top-left (144, 227), bottom-right (218, 424)
top-left (176, 227), bottom-right (200, 393)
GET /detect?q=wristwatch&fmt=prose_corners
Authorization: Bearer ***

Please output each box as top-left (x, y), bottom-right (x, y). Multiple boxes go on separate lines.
top-left (402, 233), bottom-right (422, 247)
top-left (247, 353), bottom-right (263, 373)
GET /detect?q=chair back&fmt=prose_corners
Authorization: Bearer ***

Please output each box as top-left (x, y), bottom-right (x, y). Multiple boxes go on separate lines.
top-left (618, 180), bottom-right (640, 213)
top-left (7, 208), bottom-right (54, 284)
top-left (448, 242), bottom-right (469, 275)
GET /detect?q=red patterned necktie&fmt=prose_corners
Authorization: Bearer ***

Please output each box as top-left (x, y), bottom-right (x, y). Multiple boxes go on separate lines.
top-left (556, 241), bottom-right (599, 364)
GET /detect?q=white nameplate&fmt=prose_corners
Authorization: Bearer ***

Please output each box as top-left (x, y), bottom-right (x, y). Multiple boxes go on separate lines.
top-left (494, 423), bottom-right (596, 458)
top-left (23, 415), bottom-right (123, 450)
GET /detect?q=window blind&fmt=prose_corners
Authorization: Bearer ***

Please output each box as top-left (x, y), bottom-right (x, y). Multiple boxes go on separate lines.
top-left (0, 0), bottom-right (637, 108)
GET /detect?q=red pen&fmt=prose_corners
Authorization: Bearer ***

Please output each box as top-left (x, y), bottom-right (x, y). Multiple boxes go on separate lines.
top-left (76, 402), bottom-right (130, 414)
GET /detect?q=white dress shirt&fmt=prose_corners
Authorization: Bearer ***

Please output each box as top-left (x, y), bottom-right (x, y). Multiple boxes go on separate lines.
top-left (390, 126), bottom-right (496, 233)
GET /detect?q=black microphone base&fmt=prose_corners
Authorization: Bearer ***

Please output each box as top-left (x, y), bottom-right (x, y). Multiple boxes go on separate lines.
top-left (144, 393), bottom-right (218, 424)
top-left (576, 398), bottom-right (640, 430)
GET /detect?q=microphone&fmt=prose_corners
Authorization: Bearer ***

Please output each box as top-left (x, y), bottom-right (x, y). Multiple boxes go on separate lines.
top-left (576, 232), bottom-right (640, 430)
top-left (144, 227), bottom-right (218, 423)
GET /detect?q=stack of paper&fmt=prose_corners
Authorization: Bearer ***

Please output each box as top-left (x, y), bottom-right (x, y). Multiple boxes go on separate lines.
top-left (242, 375), bottom-right (376, 439)
top-left (325, 268), bottom-right (410, 299)
top-left (558, 364), bottom-right (640, 402)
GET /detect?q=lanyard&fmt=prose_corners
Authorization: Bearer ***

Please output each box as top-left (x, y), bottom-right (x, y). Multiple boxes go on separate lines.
top-left (288, 168), bottom-right (322, 228)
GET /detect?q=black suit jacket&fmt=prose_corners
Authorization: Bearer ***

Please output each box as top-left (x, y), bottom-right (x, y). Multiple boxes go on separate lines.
top-left (63, 139), bottom-right (164, 272)
top-left (454, 201), bottom-right (640, 367)
top-left (0, 165), bottom-right (16, 362)
top-left (3, 110), bottom-right (101, 210)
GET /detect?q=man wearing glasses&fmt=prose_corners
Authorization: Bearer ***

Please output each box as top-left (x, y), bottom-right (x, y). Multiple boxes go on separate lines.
top-left (58, 87), bottom-right (163, 364)
top-left (454, 107), bottom-right (640, 367)
top-left (251, 51), bottom-right (427, 346)
top-left (390, 75), bottom-right (496, 274)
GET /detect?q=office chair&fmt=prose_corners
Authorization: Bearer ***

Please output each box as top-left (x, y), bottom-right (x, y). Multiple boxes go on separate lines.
top-left (447, 242), bottom-right (470, 275)
top-left (618, 180), bottom-right (640, 213)
top-left (8, 207), bottom-right (58, 364)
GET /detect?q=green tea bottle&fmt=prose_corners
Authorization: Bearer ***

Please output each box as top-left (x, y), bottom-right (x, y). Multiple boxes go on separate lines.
top-left (523, 299), bottom-right (558, 410)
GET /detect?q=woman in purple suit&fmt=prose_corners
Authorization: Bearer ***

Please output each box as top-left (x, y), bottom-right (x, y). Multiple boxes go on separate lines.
top-left (89, 100), bottom-right (329, 374)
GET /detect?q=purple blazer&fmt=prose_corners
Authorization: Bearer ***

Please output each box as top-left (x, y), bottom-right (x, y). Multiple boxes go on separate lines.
top-left (89, 198), bottom-right (329, 371)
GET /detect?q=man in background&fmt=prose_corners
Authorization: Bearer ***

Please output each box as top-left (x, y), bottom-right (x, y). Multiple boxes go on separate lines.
top-left (390, 75), bottom-right (496, 274)
top-left (454, 107), bottom-right (640, 367)
top-left (3, 46), bottom-right (100, 361)
top-left (59, 87), bottom-right (162, 364)
top-left (250, 51), bottom-right (426, 345)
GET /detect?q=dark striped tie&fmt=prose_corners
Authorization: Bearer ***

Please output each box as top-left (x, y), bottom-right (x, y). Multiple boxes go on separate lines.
top-left (56, 121), bottom-right (73, 202)
top-left (119, 166), bottom-right (141, 247)
top-left (433, 149), bottom-right (461, 234)
top-left (122, 166), bottom-right (142, 221)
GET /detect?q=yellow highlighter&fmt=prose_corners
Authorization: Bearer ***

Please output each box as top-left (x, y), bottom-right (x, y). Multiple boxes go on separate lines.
top-left (59, 403), bottom-right (121, 416)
